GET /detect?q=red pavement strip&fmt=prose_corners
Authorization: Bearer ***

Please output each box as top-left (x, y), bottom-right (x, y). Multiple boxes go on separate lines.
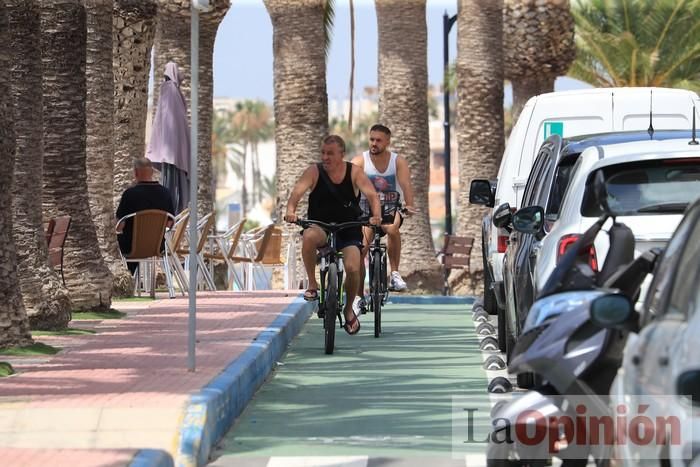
top-left (0, 291), bottom-right (314, 467)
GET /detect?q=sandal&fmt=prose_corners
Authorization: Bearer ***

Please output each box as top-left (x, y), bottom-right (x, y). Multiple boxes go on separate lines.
top-left (303, 289), bottom-right (319, 301)
top-left (343, 314), bottom-right (361, 335)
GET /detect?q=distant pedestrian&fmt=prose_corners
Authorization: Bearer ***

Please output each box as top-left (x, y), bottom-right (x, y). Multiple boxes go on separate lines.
top-left (147, 61), bottom-right (190, 213)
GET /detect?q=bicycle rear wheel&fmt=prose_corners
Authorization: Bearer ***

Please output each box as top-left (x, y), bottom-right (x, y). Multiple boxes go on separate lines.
top-left (372, 250), bottom-right (382, 337)
top-left (324, 263), bottom-right (338, 354)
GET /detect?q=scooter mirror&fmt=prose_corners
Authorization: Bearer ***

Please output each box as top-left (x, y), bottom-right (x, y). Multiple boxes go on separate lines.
top-left (493, 203), bottom-right (512, 229)
top-left (512, 206), bottom-right (544, 235)
top-left (590, 293), bottom-right (633, 329)
top-left (677, 370), bottom-right (700, 406)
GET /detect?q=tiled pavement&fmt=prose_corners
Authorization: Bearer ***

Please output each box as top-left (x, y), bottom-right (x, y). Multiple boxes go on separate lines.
top-left (0, 291), bottom-right (313, 467)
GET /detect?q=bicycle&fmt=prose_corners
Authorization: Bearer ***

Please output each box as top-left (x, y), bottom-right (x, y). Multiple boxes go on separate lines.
top-left (293, 218), bottom-right (367, 354)
top-left (360, 190), bottom-right (405, 338)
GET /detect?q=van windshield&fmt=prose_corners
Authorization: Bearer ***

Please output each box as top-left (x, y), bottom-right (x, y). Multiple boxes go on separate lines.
top-left (581, 159), bottom-right (700, 217)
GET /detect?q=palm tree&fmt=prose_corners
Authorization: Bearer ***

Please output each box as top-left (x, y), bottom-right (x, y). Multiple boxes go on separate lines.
top-left (41, 0), bottom-right (113, 310)
top-left (570, 0), bottom-right (700, 91)
top-left (264, 0), bottom-right (329, 288)
top-left (229, 100), bottom-right (274, 212)
top-left (85, 0), bottom-right (132, 296)
top-left (375, 0), bottom-right (442, 293)
top-left (455, 0), bottom-right (505, 294)
top-left (7, 0), bottom-right (72, 330)
top-left (112, 0), bottom-right (157, 207)
top-left (152, 0), bottom-right (230, 216)
top-left (503, 0), bottom-right (576, 120)
top-left (0, 1), bottom-right (33, 348)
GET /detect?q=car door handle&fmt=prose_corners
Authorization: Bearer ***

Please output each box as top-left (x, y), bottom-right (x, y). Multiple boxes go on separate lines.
top-left (658, 356), bottom-right (669, 366)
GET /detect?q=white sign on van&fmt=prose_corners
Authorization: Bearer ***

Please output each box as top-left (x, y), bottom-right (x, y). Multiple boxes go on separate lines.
top-left (544, 121), bottom-right (564, 140)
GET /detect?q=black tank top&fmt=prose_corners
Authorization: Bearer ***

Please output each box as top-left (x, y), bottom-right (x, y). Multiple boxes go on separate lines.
top-left (308, 162), bottom-right (360, 223)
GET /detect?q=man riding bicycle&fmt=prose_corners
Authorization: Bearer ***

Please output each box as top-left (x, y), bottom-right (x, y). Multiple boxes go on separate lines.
top-left (351, 124), bottom-right (416, 312)
top-left (284, 135), bottom-right (381, 335)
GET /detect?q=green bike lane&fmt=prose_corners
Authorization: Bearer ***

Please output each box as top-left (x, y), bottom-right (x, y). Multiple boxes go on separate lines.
top-left (210, 300), bottom-right (494, 465)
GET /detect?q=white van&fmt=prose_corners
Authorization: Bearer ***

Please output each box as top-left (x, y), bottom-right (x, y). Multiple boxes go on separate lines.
top-left (470, 87), bottom-right (700, 315)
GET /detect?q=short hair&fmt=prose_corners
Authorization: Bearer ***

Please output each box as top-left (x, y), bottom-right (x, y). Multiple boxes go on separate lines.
top-left (322, 134), bottom-right (346, 153)
top-left (133, 157), bottom-right (153, 170)
top-left (369, 124), bottom-right (391, 137)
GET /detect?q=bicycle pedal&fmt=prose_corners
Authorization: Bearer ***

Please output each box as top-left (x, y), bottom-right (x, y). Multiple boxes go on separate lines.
top-left (317, 309), bottom-right (325, 318)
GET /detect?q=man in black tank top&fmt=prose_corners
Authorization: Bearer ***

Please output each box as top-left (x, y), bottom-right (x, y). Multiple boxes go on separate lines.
top-left (284, 135), bottom-right (381, 335)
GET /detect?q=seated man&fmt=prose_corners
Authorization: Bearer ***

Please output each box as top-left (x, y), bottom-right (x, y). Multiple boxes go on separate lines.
top-left (284, 135), bottom-right (381, 335)
top-left (351, 124), bottom-right (416, 307)
top-left (116, 157), bottom-right (175, 273)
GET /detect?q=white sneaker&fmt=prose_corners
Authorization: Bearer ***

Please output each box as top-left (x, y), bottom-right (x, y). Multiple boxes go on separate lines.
top-left (390, 271), bottom-right (407, 291)
top-left (352, 296), bottom-right (364, 316)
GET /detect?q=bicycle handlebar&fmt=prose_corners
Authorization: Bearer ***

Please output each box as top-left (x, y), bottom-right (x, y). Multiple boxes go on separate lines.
top-left (292, 218), bottom-right (370, 232)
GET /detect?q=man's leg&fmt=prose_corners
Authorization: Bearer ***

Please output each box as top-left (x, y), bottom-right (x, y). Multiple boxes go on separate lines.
top-left (341, 244), bottom-right (361, 332)
top-left (301, 226), bottom-right (326, 297)
top-left (357, 226), bottom-right (372, 297)
top-left (383, 213), bottom-right (407, 291)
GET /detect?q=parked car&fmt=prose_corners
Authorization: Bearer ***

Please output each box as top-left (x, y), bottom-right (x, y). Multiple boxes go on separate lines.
top-left (507, 137), bottom-right (700, 362)
top-left (600, 197), bottom-right (700, 466)
top-left (501, 130), bottom-right (693, 356)
top-left (470, 87), bottom-right (699, 316)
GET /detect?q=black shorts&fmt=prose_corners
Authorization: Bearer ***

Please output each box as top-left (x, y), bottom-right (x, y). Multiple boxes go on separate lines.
top-left (336, 227), bottom-right (363, 251)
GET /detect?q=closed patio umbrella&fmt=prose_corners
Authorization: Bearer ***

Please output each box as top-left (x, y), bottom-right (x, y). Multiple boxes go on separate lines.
top-left (147, 61), bottom-right (190, 213)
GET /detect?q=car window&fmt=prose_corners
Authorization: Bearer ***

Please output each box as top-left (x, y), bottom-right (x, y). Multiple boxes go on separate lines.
top-left (534, 157), bottom-right (555, 206)
top-left (546, 157), bottom-right (578, 218)
top-left (643, 206), bottom-right (700, 324)
top-left (522, 148), bottom-right (548, 206)
top-left (582, 159), bottom-right (700, 217)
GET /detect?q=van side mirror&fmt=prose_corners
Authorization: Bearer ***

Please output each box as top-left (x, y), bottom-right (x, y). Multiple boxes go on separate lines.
top-left (589, 293), bottom-right (635, 330)
top-left (493, 203), bottom-right (513, 229)
top-left (469, 179), bottom-right (495, 207)
top-left (512, 206), bottom-right (544, 235)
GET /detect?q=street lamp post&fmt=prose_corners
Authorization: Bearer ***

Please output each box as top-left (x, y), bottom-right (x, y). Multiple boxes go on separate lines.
top-left (188, 0), bottom-right (210, 372)
top-left (443, 12), bottom-right (457, 237)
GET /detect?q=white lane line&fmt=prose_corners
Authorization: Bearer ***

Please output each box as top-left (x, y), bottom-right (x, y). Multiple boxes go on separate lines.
top-left (267, 456), bottom-right (369, 467)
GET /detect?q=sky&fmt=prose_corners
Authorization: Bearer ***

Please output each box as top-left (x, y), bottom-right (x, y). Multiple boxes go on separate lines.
top-left (211, 0), bottom-right (590, 105)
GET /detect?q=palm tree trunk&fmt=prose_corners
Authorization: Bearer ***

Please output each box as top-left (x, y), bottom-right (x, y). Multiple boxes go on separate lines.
top-left (85, 0), bottom-right (132, 297)
top-left (264, 0), bottom-right (329, 288)
top-left (455, 0), bottom-right (504, 294)
top-left (152, 0), bottom-right (230, 217)
top-left (8, 0), bottom-right (72, 330)
top-left (112, 0), bottom-right (157, 208)
top-left (41, 0), bottom-right (113, 310)
top-left (511, 76), bottom-right (555, 123)
top-left (376, 0), bottom-right (442, 293)
top-left (0, 1), bottom-right (33, 348)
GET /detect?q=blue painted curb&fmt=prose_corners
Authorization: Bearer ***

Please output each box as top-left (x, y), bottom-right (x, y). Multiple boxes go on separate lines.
top-left (130, 449), bottom-right (174, 467)
top-left (175, 296), bottom-right (315, 467)
top-left (387, 294), bottom-right (475, 305)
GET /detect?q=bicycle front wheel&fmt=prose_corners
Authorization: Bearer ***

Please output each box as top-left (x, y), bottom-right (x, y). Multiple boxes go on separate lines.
top-left (372, 250), bottom-right (382, 338)
top-left (324, 263), bottom-right (338, 354)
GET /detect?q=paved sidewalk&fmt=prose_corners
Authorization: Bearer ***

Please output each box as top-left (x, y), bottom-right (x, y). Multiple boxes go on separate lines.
top-left (0, 291), bottom-right (313, 467)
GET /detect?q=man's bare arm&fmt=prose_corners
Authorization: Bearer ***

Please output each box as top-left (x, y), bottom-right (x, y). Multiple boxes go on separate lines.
top-left (396, 156), bottom-right (416, 213)
top-left (284, 165), bottom-right (316, 222)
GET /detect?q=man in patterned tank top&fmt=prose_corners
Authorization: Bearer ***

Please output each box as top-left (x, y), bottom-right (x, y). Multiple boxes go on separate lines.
top-left (351, 124), bottom-right (417, 312)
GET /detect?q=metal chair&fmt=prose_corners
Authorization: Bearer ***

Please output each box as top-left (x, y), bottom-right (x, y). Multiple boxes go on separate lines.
top-left (204, 218), bottom-right (249, 290)
top-left (116, 209), bottom-right (177, 298)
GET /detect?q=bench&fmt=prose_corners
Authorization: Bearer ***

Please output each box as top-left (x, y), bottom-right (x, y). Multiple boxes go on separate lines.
top-left (440, 234), bottom-right (474, 294)
top-left (46, 215), bottom-right (72, 285)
